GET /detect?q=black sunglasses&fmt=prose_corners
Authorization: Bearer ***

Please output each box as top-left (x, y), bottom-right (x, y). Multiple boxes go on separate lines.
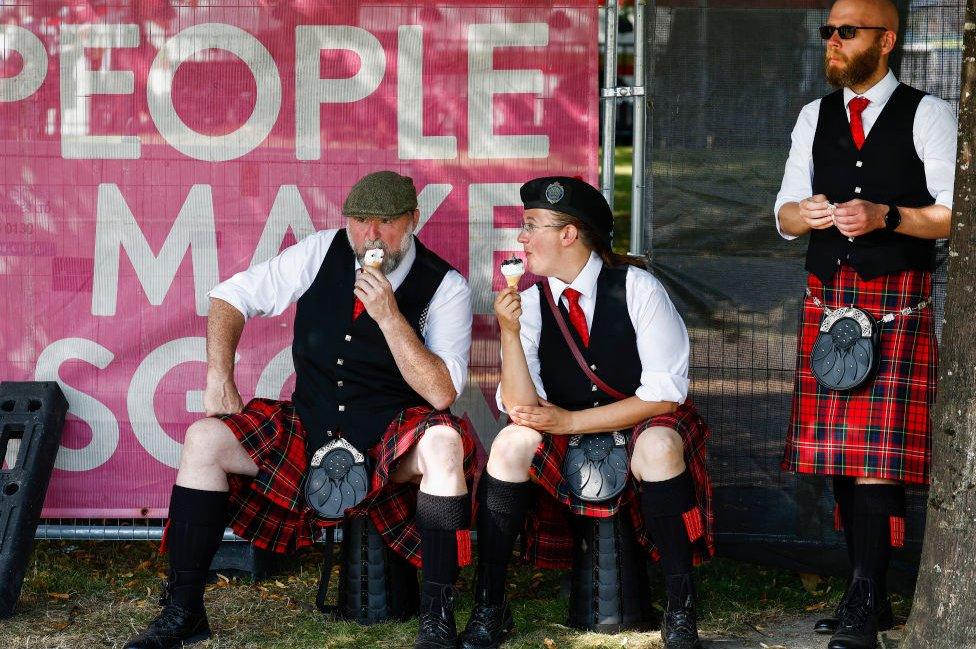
top-left (819, 24), bottom-right (888, 40)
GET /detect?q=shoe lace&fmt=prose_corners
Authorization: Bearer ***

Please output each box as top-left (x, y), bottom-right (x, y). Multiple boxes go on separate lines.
top-left (468, 602), bottom-right (504, 630)
top-left (418, 609), bottom-right (452, 637)
top-left (147, 603), bottom-right (193, 635)
top-left (665, 606), bottom-right (697, 638)
top-left (838, 578), bottom-right (877, 632)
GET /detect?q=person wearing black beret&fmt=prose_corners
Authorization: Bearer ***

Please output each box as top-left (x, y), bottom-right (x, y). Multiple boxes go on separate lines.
top-left (459, 176), bottom-right (715, 649)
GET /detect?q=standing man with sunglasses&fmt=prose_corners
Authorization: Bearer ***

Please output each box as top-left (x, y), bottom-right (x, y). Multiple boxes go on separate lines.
top-left (775, 1), bottom-right (956, 648)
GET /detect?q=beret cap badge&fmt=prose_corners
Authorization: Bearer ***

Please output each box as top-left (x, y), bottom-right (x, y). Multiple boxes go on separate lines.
top-left (545, 181), bottom-right (565, 204)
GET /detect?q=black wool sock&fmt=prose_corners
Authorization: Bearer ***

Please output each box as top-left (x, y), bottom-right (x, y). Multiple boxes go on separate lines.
top-left (416, 492), bottom-right (471, 612)
top-left (641, 471), bottom-right (697, 609)
top-left (833, 476), bottom-right (857, 571)
top-left (474, 473), bottom-right (533, 605)
top-left (852, 483), bottom-right (905, 598)
top-left (165, 485), bottom-right (229, 612)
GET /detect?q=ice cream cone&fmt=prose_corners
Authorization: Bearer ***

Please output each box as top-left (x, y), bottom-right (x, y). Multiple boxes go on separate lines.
top-left (364, 248), bottom-right (384, 270)
top-left (500, 257), bottom-right (525, 289)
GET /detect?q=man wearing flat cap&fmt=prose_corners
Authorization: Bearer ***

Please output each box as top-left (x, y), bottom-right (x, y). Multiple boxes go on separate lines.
top-left (459, 176), bottom-right (713, 649)
top-left (124, 170), bottom-right (475, 649)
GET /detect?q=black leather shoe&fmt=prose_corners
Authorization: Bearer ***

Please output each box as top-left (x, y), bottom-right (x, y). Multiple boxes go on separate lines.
top-left (460, 589), bottom-right (515, 649)
top-left (123, 603), bottom-right (212, 648)
top-left (828, 578), bottom-right (882, 649)
top-left (662, 601), bottom-right (703, 649)
top-left (416, 584), bottom-right (459, 649)
top-left (815, 594), bottom-right (894, 635)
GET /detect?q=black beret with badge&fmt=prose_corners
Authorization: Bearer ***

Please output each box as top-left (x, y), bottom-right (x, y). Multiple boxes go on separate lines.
top-left (520, 176), bottom-right (614, 245)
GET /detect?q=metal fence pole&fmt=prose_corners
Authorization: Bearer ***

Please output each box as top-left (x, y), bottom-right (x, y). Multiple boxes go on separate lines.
top-left (600, 0), bottom-right (619, 210)
top-left (630, 0), bottom-right (650, 257)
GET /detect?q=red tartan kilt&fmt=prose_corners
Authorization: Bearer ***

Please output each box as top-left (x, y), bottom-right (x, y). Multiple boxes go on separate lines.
top-left (218, 399), bottom-right (477, 568)
top-left (522, 399), bottom-right (714, 570)
top-left (783, 266), bottom-right (936, 485)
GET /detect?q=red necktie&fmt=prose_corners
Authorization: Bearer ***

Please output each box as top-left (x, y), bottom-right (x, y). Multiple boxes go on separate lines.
top-left (562, 288), bottom-right (589, 347)
top-left (352, 297), bottom-right (365, 320)
top-left (848, 96), bottom-right (870, 149)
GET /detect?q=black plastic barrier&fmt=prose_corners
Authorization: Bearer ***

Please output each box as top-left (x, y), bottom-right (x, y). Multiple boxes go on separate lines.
top-left (0, 381), bottom-right (68, 618)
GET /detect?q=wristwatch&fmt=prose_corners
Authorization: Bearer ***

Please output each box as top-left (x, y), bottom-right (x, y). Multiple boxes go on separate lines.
top-left (884, 205), bottom-right (902, 232)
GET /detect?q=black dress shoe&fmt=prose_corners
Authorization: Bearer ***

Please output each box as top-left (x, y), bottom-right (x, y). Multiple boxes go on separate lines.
top-left (828, 578), bottom-right (882, 649)
top-left (662, 598), bottom-right (702, 649)
top-left (460, 590), bottom-right (515, 649)
top-left (416, 584), bottom-right (459, 649)
top-left (123, 603), bottom-right (212, 649)
top-left (815, 594), bottom-right (894, 635)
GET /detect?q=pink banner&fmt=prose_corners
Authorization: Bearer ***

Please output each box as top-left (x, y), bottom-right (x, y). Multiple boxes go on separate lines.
top-left (0, 2), bottom-right (597, 517)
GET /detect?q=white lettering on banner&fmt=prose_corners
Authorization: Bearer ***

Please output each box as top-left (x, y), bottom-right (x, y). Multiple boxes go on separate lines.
top-left (397, 25), bottom-right (457, 160)
top-left (128, 337), bottom-right (206, 469)
top-left (468, 183), bottom-right (523, 314)
top-left (0, 25), bottom-right (48, 102)
top-left (92, 183), bottom-right (218, 317)
top-left (416, 184), bottom-right (452, 232)
top-left (59, 24), bottom-right (141, 159)
top-left (148, 23), bottom-right (282, 162)
top-left (295, 26), bottom-right (386, 161)
top-left (468, 23), bottom-right (549, 159)
top-left (249, 185), bottom-right (316, 267)
top-left (34, 338), bottom-right (119, 472)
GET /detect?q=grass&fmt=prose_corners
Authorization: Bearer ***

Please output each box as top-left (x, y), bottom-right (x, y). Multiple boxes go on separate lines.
top-left (0, 539), bottom-right (911, 648)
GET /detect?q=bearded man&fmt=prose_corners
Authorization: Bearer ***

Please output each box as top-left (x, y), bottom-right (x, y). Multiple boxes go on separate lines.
top-left (123, 170), bottom-right (476, 649)
top-left (774, 1), bottom-right (957, 648)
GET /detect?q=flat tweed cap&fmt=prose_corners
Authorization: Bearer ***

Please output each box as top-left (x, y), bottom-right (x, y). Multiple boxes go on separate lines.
top-left (520, 176), bottom-right (613, 245)
top-left (342, 170), bottom-right (418, 217)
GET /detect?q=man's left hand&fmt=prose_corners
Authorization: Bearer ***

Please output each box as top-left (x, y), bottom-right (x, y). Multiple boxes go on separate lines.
top-left (354, 266), bottom-right (400, 326)
top-left (509, 399), bottom-right (576, 435)
top-left (832, 199), bottom-right (887, 238)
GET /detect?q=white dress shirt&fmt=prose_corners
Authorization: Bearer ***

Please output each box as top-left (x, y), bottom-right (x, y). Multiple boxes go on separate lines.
top-left (209, 229), bottom-right (473, 399)
top-left (774, 70), bottom-right (958, 240)
top-left (496, 252), bottom-right (690, 412)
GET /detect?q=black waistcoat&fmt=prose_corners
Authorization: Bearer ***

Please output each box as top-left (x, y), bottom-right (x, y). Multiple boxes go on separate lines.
top-left (537, 265), bottom-right (641, 414)
top-left (292, 231), bottom-right (452, 453)
top-left (806, 83), bottom-right (936, 283)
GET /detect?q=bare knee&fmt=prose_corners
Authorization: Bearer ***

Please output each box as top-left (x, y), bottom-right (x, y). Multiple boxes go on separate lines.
top-left (181, 418), bottom-right (237, 470)
top-left (417, 425), bottom-right (464, 476)
top-left (487, 425), bottom-right (541, 476)
top-left (632, 427), bottom-right (685, 481)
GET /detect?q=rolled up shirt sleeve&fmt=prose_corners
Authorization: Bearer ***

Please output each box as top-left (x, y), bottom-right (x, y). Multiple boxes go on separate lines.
top-left (627, 268), bottom-right (690, 404)
top-left (208, 230), bottom-right (336, 320)
top-left (915, 95), bottom-right (958, 210)
top-left (423, 270), bottom-right (473, 400)
top-left (773, 99), bottom-right (820, 241)
top-left (495, 286), bottom-right (547, 414)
